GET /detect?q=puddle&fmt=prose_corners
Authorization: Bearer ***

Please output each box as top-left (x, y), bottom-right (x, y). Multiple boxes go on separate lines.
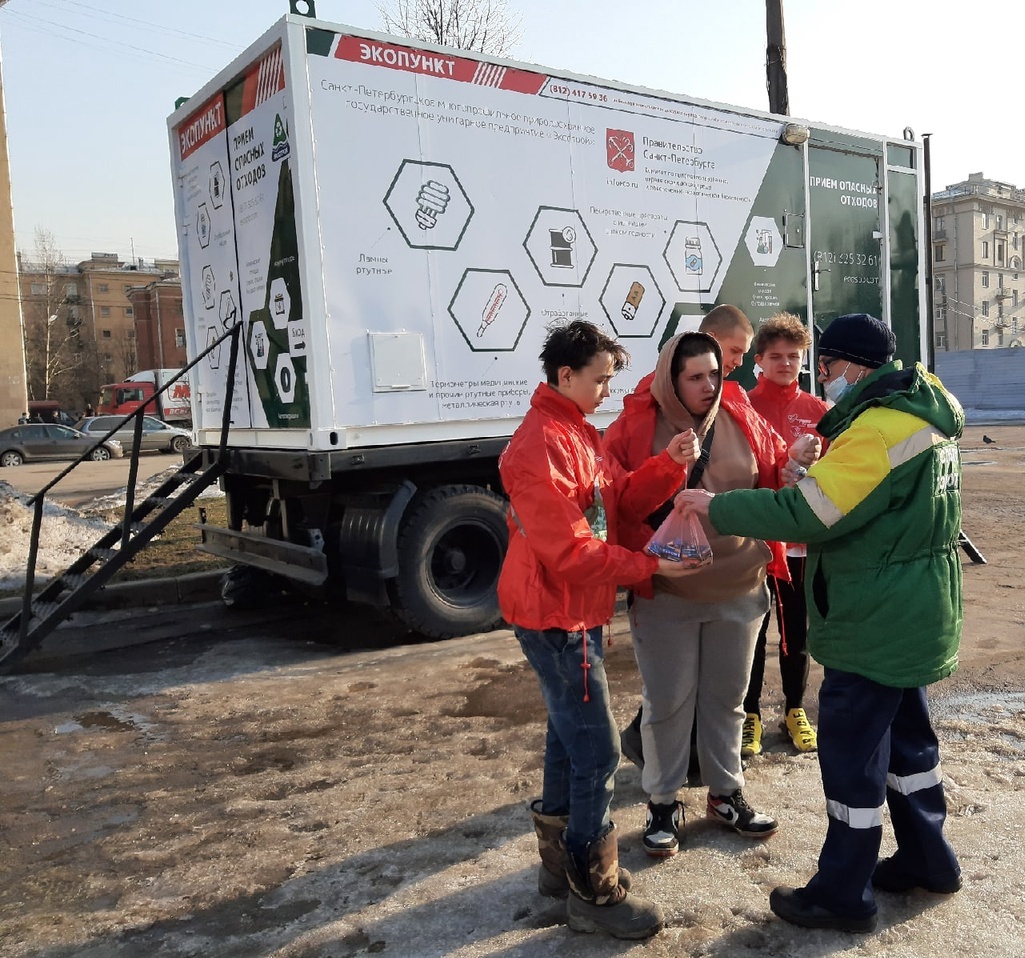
top-left (54, 706), bottom-right (156, 735)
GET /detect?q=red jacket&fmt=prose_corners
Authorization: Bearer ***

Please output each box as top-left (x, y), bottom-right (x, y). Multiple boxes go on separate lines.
top-left (603, 377), bottom-right (791, 588)
top-left (747, 375), bottom-right (829, 446)
top-left (497, 383), bottom-right (685, 632)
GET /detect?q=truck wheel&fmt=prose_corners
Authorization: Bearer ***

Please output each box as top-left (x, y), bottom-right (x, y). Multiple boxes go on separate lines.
top-left (221, 565), bottom-right (283, 609)
top-left (390, 484), bottom-right (508, 638)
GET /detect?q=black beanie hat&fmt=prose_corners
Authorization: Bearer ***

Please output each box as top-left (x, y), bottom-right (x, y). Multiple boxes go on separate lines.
top-left (818, 314), bottom-right (896, 369)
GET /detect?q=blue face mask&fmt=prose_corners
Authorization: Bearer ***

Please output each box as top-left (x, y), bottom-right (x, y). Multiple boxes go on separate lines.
top-left (823, 362), bottom-right (864, 404)
top-left (823, 372), bottom-right (852, 405)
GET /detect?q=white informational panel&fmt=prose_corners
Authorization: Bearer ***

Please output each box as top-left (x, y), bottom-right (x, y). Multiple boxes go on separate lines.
top-left (223, 41), bottom-right (310, 430)
top-left (171, 91), bottom-right (252, 432)
top-left (306, 32), bottom-right (782, 437)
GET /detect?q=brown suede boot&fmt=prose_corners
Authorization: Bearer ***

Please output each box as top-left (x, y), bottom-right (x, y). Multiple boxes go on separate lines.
top-left (529, 800), bottom-right (631, 898)
top-left (564, 823), bottom-right (663, 939)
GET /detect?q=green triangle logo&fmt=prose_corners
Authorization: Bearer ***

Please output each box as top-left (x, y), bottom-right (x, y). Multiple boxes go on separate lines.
top-left (273, 114), bottom-right (288, 146)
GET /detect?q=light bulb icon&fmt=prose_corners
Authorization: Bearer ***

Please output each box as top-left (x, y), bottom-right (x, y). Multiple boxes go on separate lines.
top-left (415, 179), bottom-right (451, 230)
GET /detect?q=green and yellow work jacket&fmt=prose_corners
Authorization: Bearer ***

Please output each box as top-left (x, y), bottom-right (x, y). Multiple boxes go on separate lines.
top-left (707, 361), bottom-right (964, 689)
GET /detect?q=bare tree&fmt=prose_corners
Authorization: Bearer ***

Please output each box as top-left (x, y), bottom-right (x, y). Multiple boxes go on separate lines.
top-left (377, 0), bottom-right (521, 56)
top-left (20, 228), bottom-right (85, 405)
top-left (111, 329), bottom-right (138, 383)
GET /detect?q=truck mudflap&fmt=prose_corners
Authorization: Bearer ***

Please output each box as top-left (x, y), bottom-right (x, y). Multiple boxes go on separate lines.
top-left (335, 480), bottom-right (417, 606)
top-left (198, 525), bottom-right (327, 585)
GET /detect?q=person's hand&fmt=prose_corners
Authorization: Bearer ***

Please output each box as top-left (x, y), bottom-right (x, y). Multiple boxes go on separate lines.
top-left (666, 428), bottom-right (700, 466)
top-left (673, 488), bottom-right (714, 518)
top-left (789, 433), bottom-right (822, 467)
top-left (655, 557), bottom-right (704, 578)
top-left (782, 458), bottom-right (808, 486)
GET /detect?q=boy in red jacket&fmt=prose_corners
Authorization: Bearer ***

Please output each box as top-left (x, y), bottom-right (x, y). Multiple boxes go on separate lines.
top-left (499, 320), bottom-right (700, 940)
top-left (744, 312), bottom-right (829, 756)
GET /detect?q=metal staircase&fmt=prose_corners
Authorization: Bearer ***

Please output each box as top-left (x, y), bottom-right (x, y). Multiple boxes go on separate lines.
top-left (0, 324), bottom-right (241, 672)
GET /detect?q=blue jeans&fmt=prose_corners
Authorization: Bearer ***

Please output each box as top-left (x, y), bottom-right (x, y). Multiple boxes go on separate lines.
top-left (515, 626), bottom-right (620, 858)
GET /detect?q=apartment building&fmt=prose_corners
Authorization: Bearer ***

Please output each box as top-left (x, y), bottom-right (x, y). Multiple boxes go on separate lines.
top-left (932, 172), bottom-right (1025, 352)
top-left (17, 252), bottom-right (179, 409)
top-left (0, 67), bottom-right (27, 425)
top-left (126, 277), bottom-right (186, 370)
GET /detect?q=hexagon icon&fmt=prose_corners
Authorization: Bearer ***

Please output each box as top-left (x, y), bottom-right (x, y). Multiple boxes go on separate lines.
top-left (269, 277), bottom-right (290, 329)
top-left (664, 221), bottom-right (721, 294)
top-left (274, 353), bottom-right (297, 404)
top-left (249, 319), bottom-right (270, 370)
top-left (197, 203), bottom-right (212, 249)
top-left (448, 269), bottom-right (530, 352)
top-left (523, 208), bottom-right (597, 288)
top-left (206, 325), bottom-right (222, 369)
top-left (600, 265), bottom-right (666, 339)
top-left (209, 162), bottom-right (225, 209)
top-left (219, 290), bottom-right (238, 329)
top-left (384, 160), bottom-right (473, 251)
top-left (201, 265), bottom-right (216, 310)
top-left (745, 216), bottom-right (783, 268)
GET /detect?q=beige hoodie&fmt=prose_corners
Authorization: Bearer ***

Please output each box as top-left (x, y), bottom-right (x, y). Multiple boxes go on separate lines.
top-left (647, 331), bottom-right (770, 603)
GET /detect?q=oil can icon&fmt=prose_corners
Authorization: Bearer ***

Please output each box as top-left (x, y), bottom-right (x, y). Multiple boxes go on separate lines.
top-left (550, 227), bottom-right (577, 268)
top-left (685, 237), bottom-right (703, 275)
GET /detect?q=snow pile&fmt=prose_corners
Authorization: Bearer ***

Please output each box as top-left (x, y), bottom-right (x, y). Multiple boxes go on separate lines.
top-left (0, 482), bottom-right (109, 589)
top-left (0, 469), bottom-right (224, 590)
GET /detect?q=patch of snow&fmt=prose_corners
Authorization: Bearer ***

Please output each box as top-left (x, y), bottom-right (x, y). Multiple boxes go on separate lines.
top-left (0, 470), bottom-right (224, 590)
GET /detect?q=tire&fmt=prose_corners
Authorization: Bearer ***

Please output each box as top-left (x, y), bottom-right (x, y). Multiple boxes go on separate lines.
top-left (170, 436), bottom-right (189, 454)
top-left (89, 446), bottom-right (111, 461)
top-left (221, 565), bottom-right (283, 610)
top-left (390, 484), bottom-right (508, 638)
top-left (1, 450), bottom-right (23, 467)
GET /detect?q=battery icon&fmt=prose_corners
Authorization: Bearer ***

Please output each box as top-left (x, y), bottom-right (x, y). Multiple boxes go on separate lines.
top-left (621, 281), bottom-right (645, 321)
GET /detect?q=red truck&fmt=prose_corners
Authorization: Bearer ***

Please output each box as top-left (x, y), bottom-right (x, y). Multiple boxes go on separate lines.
top-left (97, 369), bottom-right (192, 425)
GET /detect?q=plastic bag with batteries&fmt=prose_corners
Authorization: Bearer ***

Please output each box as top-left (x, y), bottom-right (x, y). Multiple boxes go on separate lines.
top-left (645, 507), bottom-right (713, 568)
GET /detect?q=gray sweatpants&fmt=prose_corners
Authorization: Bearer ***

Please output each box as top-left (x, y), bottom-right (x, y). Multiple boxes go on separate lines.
top-left (631, 585), bottom-right (769, 803)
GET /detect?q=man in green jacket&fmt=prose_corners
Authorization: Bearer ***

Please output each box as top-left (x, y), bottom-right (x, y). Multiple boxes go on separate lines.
top-left (676, 313), bottom-right (963, 933)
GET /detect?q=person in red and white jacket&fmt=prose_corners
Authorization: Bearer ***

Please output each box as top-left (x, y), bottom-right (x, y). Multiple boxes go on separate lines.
top-left (744, 312), bottom-right (829, 757)
top-left (498, 320), bottom-right (702, 940)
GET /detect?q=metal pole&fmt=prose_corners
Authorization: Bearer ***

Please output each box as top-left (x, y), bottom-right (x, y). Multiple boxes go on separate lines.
top-left (766, 0), bottom-right (789, 116)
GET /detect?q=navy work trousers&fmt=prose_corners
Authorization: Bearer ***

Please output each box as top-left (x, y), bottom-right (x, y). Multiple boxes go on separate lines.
top-left (804, 668), bottom-right (960, 918)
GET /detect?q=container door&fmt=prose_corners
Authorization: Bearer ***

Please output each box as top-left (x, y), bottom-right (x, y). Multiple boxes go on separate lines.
top-left (807, 144), bottom-right (884, 334)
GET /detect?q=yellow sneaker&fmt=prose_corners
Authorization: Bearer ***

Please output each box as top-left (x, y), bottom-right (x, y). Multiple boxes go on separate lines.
top-left (741, 713), bottom-right (762, 757)
top-left (783, 708), bottom-right (817, 752)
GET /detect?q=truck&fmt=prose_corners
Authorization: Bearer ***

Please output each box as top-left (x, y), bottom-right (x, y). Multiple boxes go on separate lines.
top-left (25, 400), bottom-right (77, 426)
top-left (167, 4), bottom-right (929, 638)
top-left (96, 369), bottom-right (192, 425)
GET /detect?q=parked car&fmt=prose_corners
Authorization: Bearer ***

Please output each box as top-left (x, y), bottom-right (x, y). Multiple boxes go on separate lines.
top-left (74, 415), bottom-right (192, 455)
top-left (0, 424), bottom-right (123, 467)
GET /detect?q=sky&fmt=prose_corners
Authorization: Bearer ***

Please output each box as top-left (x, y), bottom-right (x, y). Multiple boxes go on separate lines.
top-left (1, 0), bottom-right (1022, 264)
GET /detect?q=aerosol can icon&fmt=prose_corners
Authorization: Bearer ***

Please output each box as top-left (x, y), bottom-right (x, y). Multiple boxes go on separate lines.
top-left (685, 237), bottom-right (703, 275)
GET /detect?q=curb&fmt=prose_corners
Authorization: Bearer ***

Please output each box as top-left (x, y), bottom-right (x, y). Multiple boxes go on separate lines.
top-left (0, 569), bottom-right (226, 619)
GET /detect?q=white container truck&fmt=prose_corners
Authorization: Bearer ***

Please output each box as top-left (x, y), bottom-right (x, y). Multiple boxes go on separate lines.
top-left (168, 4), bottom-right (930, 636)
